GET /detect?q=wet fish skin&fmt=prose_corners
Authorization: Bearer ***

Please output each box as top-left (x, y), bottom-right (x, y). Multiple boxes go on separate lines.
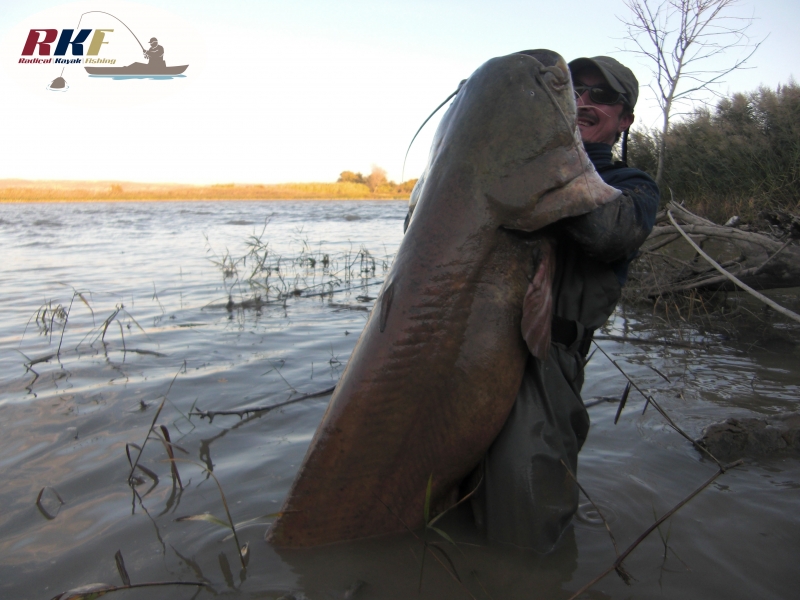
top-left (267, 50), bottom-right (620, 548)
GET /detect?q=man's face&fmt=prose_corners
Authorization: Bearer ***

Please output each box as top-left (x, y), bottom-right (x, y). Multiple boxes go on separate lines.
top-left (572, 68), bottom-right (634, 145)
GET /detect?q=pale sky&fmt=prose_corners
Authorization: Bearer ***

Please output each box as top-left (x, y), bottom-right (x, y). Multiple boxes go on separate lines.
top-left (0, 0), bottom-right (797, 185)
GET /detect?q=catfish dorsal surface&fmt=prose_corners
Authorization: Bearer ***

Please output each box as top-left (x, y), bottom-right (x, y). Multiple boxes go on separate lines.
top-left (267, 49), bottom-right (620, 548)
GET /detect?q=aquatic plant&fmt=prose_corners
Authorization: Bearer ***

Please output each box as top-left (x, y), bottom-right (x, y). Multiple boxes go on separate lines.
top-left (19, 287), bottom-right (157, 392)
top-left (204, 222), bottom-right (394, 310)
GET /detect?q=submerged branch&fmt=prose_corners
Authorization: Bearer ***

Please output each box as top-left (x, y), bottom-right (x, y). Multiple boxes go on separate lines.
top-left (50, 580), bottom-right (210, 600)
top-left (190, 385), bottom-right (336, 421)
top-left (567, 459), bottom-right (743, 599)
top-left (592, 334), bottom-right (710, 349)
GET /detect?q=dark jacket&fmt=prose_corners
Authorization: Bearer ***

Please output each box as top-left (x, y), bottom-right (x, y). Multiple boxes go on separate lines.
top-left (565, 142), bottom-right (659, 286)
top-left (545, 142), bottom-right (659, 354)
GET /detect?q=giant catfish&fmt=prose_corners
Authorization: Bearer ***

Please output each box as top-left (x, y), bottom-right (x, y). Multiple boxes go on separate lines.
top-left (267, 49), bottom-right (620, 547)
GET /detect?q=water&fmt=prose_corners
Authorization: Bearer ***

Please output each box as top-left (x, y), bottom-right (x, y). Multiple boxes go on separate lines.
top-left (0, 201), bottom-right (797, 600)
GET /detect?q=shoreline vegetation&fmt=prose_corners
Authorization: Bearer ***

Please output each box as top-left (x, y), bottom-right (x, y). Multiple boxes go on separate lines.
top-left (0, 179), bottom-right (417, 203)
top-left (0, 169), bottom-right (418, 203)
top-left (627, 81), bottom-right (799, 223)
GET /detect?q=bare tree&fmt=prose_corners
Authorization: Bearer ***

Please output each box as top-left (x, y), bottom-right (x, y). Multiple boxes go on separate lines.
top-left (620, 0), bottom-right (763, 186)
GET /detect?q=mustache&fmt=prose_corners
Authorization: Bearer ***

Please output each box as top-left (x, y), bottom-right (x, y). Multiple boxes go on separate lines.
top-left (577, 104), bottom-right (615, 121)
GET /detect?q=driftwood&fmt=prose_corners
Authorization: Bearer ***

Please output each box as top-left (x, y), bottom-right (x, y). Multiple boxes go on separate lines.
top-left (631, 201), bottom-right (800, 296)
top-left (666, 211), bottom-right (800, 324)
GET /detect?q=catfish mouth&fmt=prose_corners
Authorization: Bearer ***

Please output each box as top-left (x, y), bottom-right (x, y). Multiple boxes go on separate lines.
top-left (498, 224), bottom-right (547, 241)
top-left (495, 150), bottom-right (622, 234)
top-left (537, 164), bottom-right (621, 211)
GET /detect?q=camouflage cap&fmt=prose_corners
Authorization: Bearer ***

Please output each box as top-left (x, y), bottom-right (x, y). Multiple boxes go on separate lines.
top-left (568, 56), bottom-right (639, 110)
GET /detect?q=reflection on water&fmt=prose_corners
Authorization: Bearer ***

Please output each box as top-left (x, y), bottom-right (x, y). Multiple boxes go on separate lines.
top-left (0, 201), bottom-right (797, 599)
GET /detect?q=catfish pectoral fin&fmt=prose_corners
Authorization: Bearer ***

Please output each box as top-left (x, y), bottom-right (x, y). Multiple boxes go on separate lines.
top-left (521, 240), bottom-right (556, 359)
top-left (379, 282), bottom-right (395, 333)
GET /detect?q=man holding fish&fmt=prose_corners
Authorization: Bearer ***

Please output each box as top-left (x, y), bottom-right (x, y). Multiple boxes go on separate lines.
top-left (472, 55), bottom-right (660, 551)
top-left (267, 51), bottom-right (658, 550)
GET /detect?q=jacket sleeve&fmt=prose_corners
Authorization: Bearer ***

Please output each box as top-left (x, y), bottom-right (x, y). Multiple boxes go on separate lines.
top-left (562, 169), bottom-right (659, 264)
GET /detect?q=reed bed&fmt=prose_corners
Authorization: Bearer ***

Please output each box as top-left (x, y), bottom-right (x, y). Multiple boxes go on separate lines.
top-left (0, 181), bottom-right (414, 202)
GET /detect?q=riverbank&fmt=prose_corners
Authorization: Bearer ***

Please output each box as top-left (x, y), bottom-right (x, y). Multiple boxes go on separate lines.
top-left (0, 179), bottom-right (414, 202)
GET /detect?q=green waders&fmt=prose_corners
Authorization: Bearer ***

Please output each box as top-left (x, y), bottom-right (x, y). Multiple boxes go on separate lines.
top-left (471, 240), bottom-right (622, 552)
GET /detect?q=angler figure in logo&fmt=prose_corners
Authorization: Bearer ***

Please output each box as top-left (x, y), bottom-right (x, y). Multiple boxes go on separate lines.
top-left (83, 32), bottom-right (189, 76)
top-left (143, 37), bottom-right (166, 69)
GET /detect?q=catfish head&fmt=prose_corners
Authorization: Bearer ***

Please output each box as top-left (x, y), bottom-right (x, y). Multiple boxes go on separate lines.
top-left (407, 49), bottom-right (620, 235)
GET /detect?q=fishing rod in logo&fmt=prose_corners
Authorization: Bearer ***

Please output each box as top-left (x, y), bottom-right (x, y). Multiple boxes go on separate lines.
top-left (27, 10), bottom-right (189, 91)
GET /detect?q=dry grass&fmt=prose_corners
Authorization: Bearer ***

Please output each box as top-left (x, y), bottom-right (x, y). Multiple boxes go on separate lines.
top-left (0, 179), bottom-right (414, 202)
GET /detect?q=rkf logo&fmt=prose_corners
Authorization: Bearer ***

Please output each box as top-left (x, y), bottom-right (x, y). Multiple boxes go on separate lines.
top-left (14, 11), bottom-right (190, 90)
top-left (20, 29), bottom-right (115, 64)
top-left (4, 3), bottom-right (198, 96)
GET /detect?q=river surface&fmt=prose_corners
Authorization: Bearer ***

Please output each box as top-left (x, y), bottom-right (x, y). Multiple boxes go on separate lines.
top-left (0, 201), bottom-right (797, 600)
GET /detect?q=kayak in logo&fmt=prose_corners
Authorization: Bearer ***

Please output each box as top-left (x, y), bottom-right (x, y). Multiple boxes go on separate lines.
top-left (85, 33), bottom-right (188, 79)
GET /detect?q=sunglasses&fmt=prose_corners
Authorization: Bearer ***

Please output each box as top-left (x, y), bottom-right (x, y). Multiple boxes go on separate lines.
top-left (573, 83), bottom-right (627, 106)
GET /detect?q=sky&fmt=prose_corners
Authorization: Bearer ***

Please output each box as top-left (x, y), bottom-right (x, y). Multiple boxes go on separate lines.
top-left (0, 0), bottom-right (797, 185)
